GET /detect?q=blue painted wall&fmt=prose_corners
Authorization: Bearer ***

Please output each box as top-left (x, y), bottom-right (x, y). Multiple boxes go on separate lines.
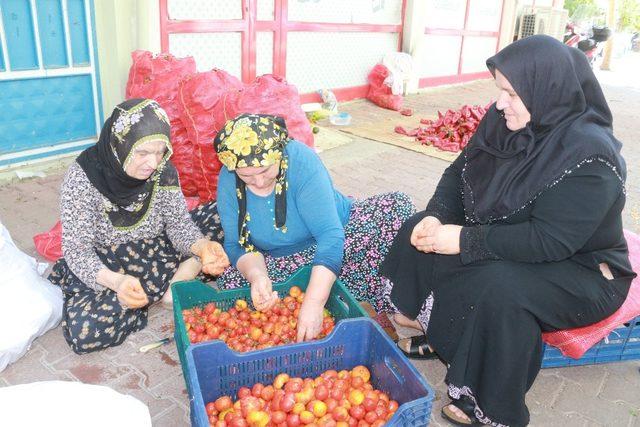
top-left (68, 0), bottom-right (89, 66)
top-left (37, 0), bottom-right (68, 68)
top-left (1, 0), bottom-right (39, 70)
top-left (0, 0), bottom-right (101, 164)
top-left (0, 75), bottom-right (97, 154)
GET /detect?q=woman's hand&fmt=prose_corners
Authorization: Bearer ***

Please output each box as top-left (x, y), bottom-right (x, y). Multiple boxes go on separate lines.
top-left (191, 239), bottom-right (230, 276)
top-left (428, 224), bottom-right (463, 255)
top-left (411, 216), bottom-right (442, 252)
top-left (114, 274), bottom-right (149, 309)
top-left (296, 298), bottom-right (325, 342)
top-left (250, 274), bottom-right (278, 312)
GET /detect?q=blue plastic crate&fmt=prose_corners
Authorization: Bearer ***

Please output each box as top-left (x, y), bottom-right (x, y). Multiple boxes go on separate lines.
top-left (542, 316), bottom-right (640, 368)
top-left (185, 318), bottom-right (434, 427)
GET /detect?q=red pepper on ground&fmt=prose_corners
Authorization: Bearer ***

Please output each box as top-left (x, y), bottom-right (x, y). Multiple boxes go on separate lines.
top-left (395, 103), bottom-right (492, 152)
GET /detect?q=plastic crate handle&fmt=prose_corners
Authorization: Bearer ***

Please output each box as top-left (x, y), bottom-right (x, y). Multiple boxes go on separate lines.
top-left (384, 356), bottom-right (406, 385)
top-left (332, 283), bottom-right (364, 317)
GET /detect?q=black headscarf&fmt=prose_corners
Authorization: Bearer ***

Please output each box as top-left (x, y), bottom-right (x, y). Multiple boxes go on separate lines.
top-left (213, 114), bottom-right (290, 253)
top-left (76, 98), bottom-right (178, 228)
top-left (462, 35), bottom-right (625, 224)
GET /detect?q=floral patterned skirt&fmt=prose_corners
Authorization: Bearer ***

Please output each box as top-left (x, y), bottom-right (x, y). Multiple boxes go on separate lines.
top-left (48, 201), bottom-right (222, 354)
top-left (216, 192), bottom-right (416, 312)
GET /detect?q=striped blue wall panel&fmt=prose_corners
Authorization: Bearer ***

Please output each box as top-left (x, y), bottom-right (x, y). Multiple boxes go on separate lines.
top-left (0, 75), bottom-right (96, 154)
top-left (36, 0), bottom-right (68, 68)
top-left (0, 40), bottom-right (5, 70)
top-left (67, 0), bottom-right (89, 65)
top-left (1, 0), bottom-right (39, 70)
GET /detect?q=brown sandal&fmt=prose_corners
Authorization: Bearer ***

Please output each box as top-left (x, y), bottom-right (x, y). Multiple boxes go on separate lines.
top-left (441, 396), bottom-right (483, 426)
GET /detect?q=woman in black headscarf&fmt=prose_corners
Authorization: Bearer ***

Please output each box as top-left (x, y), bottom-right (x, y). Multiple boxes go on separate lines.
top-left (49, 99), bottom-right (229, 354)
top-left (381, 35), bottom-right (635, 426)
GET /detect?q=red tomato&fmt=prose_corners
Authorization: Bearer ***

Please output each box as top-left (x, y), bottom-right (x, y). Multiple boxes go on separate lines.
top-left (364, 411), bottom-right (378, 424)
top-left (205, 401), bottom-right (217, 415)
top-left (261, 385), bottom-right (275, 402)
top-left (314, 385), bottom-right (329, 401)
top-left (214, 396), bottom-right (233, 412)
top-left (204, 302), bottom-right (217, 314)
top-left (362, 398), bottom-right (377, 413)
top-left (272, 410), bottom-right (287, 424)
top-left (286, 413), bottom-right (301, 427)
top-left (237, 387), bottom-right (251, 399)
top-left (251, 383), bottom-right (265, 398)
top-left (349, 405), bottom-right (365, 420)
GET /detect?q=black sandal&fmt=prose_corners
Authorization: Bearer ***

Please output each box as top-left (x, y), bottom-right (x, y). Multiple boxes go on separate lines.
top-left (396, 335), bottom-right (438, 360)
top-left (441, 396), bottom-right (483, 426)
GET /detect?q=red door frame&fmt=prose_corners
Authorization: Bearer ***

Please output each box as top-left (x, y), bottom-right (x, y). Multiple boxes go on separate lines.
top-left (419, 0), bottom-right (505, 87)
top-left (159, 0), bottom-right (406, 103)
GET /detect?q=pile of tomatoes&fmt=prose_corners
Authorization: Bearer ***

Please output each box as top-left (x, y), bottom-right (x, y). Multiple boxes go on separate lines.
top-left (182, 286), bottom-right (336, 352)
top-left (206, 365), bottom-right (399, 427)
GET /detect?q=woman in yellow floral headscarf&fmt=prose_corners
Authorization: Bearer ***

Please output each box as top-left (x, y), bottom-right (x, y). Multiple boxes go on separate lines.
top-left (214, 113), bottom-right (416, 342)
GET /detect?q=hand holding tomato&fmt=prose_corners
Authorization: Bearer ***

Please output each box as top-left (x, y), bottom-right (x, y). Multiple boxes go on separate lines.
top-left (296, 299), bottom-right (324, 342)
top-left (115, 274), bottom-right (148, 309)
top-left (250, 275), bottom-right (278, 312)
top-left (192, 239), bottom-right (230, 276)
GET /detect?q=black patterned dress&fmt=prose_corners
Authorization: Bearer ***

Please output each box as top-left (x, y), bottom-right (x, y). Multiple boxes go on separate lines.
top-left (49, 162), bottom-right (223, 354)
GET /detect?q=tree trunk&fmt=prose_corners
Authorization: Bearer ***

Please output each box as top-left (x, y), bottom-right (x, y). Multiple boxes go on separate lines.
top-left (600, 0), bottom-right (616, 70)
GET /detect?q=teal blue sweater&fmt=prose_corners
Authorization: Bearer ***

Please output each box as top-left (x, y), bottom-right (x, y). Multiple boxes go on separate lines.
top-left (217, 141), bottom-right (353, 275)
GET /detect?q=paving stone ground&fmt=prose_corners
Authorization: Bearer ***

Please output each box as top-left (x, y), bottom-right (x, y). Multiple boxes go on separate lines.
top-left (1, 53), bottom-right (639, 426)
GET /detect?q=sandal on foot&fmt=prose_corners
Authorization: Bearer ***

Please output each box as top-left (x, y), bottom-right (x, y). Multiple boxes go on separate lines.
top-left (396, 335), bottom-right (438, 360)
top-left (441, 396), bottom-right (483, 426)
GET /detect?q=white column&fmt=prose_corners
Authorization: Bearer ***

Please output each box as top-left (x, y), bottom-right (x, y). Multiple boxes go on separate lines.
top-left (401, 0), bottom-right (427, 94)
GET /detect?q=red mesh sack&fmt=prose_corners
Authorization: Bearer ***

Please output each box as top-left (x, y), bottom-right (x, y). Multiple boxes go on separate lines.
top-left (126, 50), bottom-right (198, 196)
top-left (367, 64), bottom-right (403, 111)
top-left (178, 70), bottom-right (244, 203)
top-left (219, 74), bottom-right (314, 147)
top-left (180, 73), bottom-right (314, 204)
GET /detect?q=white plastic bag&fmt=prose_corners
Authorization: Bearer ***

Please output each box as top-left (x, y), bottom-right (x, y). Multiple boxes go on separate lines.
top-left (0, 220), bottom-right (63, 372)
top-left (382, 52), bottom-right (416, 95)
top-left (0, 381), bottom-right (152, 427)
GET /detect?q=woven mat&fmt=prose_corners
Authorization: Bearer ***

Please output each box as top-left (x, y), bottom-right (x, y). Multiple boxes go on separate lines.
top-left (318, 114), bottom-right (458, 163)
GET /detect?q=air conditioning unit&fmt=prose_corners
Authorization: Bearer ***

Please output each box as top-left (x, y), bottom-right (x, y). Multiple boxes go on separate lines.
top-left (517, 6), bottom-right (568, 41)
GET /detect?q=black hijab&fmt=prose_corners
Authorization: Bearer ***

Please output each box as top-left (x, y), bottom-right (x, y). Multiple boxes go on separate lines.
top-left (462, 35), bottom-right (625, 224)
top-left (76, 98), bottom-right (178, 228)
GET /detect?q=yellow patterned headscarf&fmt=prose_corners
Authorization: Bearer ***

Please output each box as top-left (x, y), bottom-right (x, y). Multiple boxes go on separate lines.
top-left (214, 114), bottom-right (290, 253)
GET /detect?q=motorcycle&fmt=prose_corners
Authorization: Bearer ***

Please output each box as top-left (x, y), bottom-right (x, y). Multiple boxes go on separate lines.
top-left (632, 32), bottom-right (640, 52)
top-left (564, 23), bottom-right (612, 67)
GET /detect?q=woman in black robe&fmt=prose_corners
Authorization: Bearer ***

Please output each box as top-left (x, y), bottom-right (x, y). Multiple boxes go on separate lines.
top-left (380, 35), bottom-right (635, 426)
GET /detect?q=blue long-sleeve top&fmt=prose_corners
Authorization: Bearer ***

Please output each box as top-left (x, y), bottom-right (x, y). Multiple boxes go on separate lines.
top-left (217, 140), bottom-right (353, 276)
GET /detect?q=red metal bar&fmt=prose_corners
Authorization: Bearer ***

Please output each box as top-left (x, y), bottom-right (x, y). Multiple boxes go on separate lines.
top-left (300, 84), bottom-right (370, 104)
top-left (159, 0), bottom-right (169, 52)
top-left (457, 0), bottom-right (472, 76)
top-left (424, 28), bottom-right (499, 37)
top-left (255, 21), bottom-right (278, 31)
top-left (496, 0), bottom-right (507, 51)
top-left (272, 0), bottom-right (283, 77)
top-left (419, 71), bottom-right (492, 88)
top-left (246, 0), bottom-right (257, 82)
top-left (398, 0), bottom-right (407, 51)
top-left (277, 0), bottom-right (288, 78)
top-left (165, 20), bottom-right (247, 33)
top-left (285, 22), bottom-right (401, 33)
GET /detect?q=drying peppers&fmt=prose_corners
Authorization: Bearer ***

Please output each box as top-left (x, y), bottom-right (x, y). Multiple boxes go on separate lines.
top-left (395, 103), bottom-right (492, 152)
